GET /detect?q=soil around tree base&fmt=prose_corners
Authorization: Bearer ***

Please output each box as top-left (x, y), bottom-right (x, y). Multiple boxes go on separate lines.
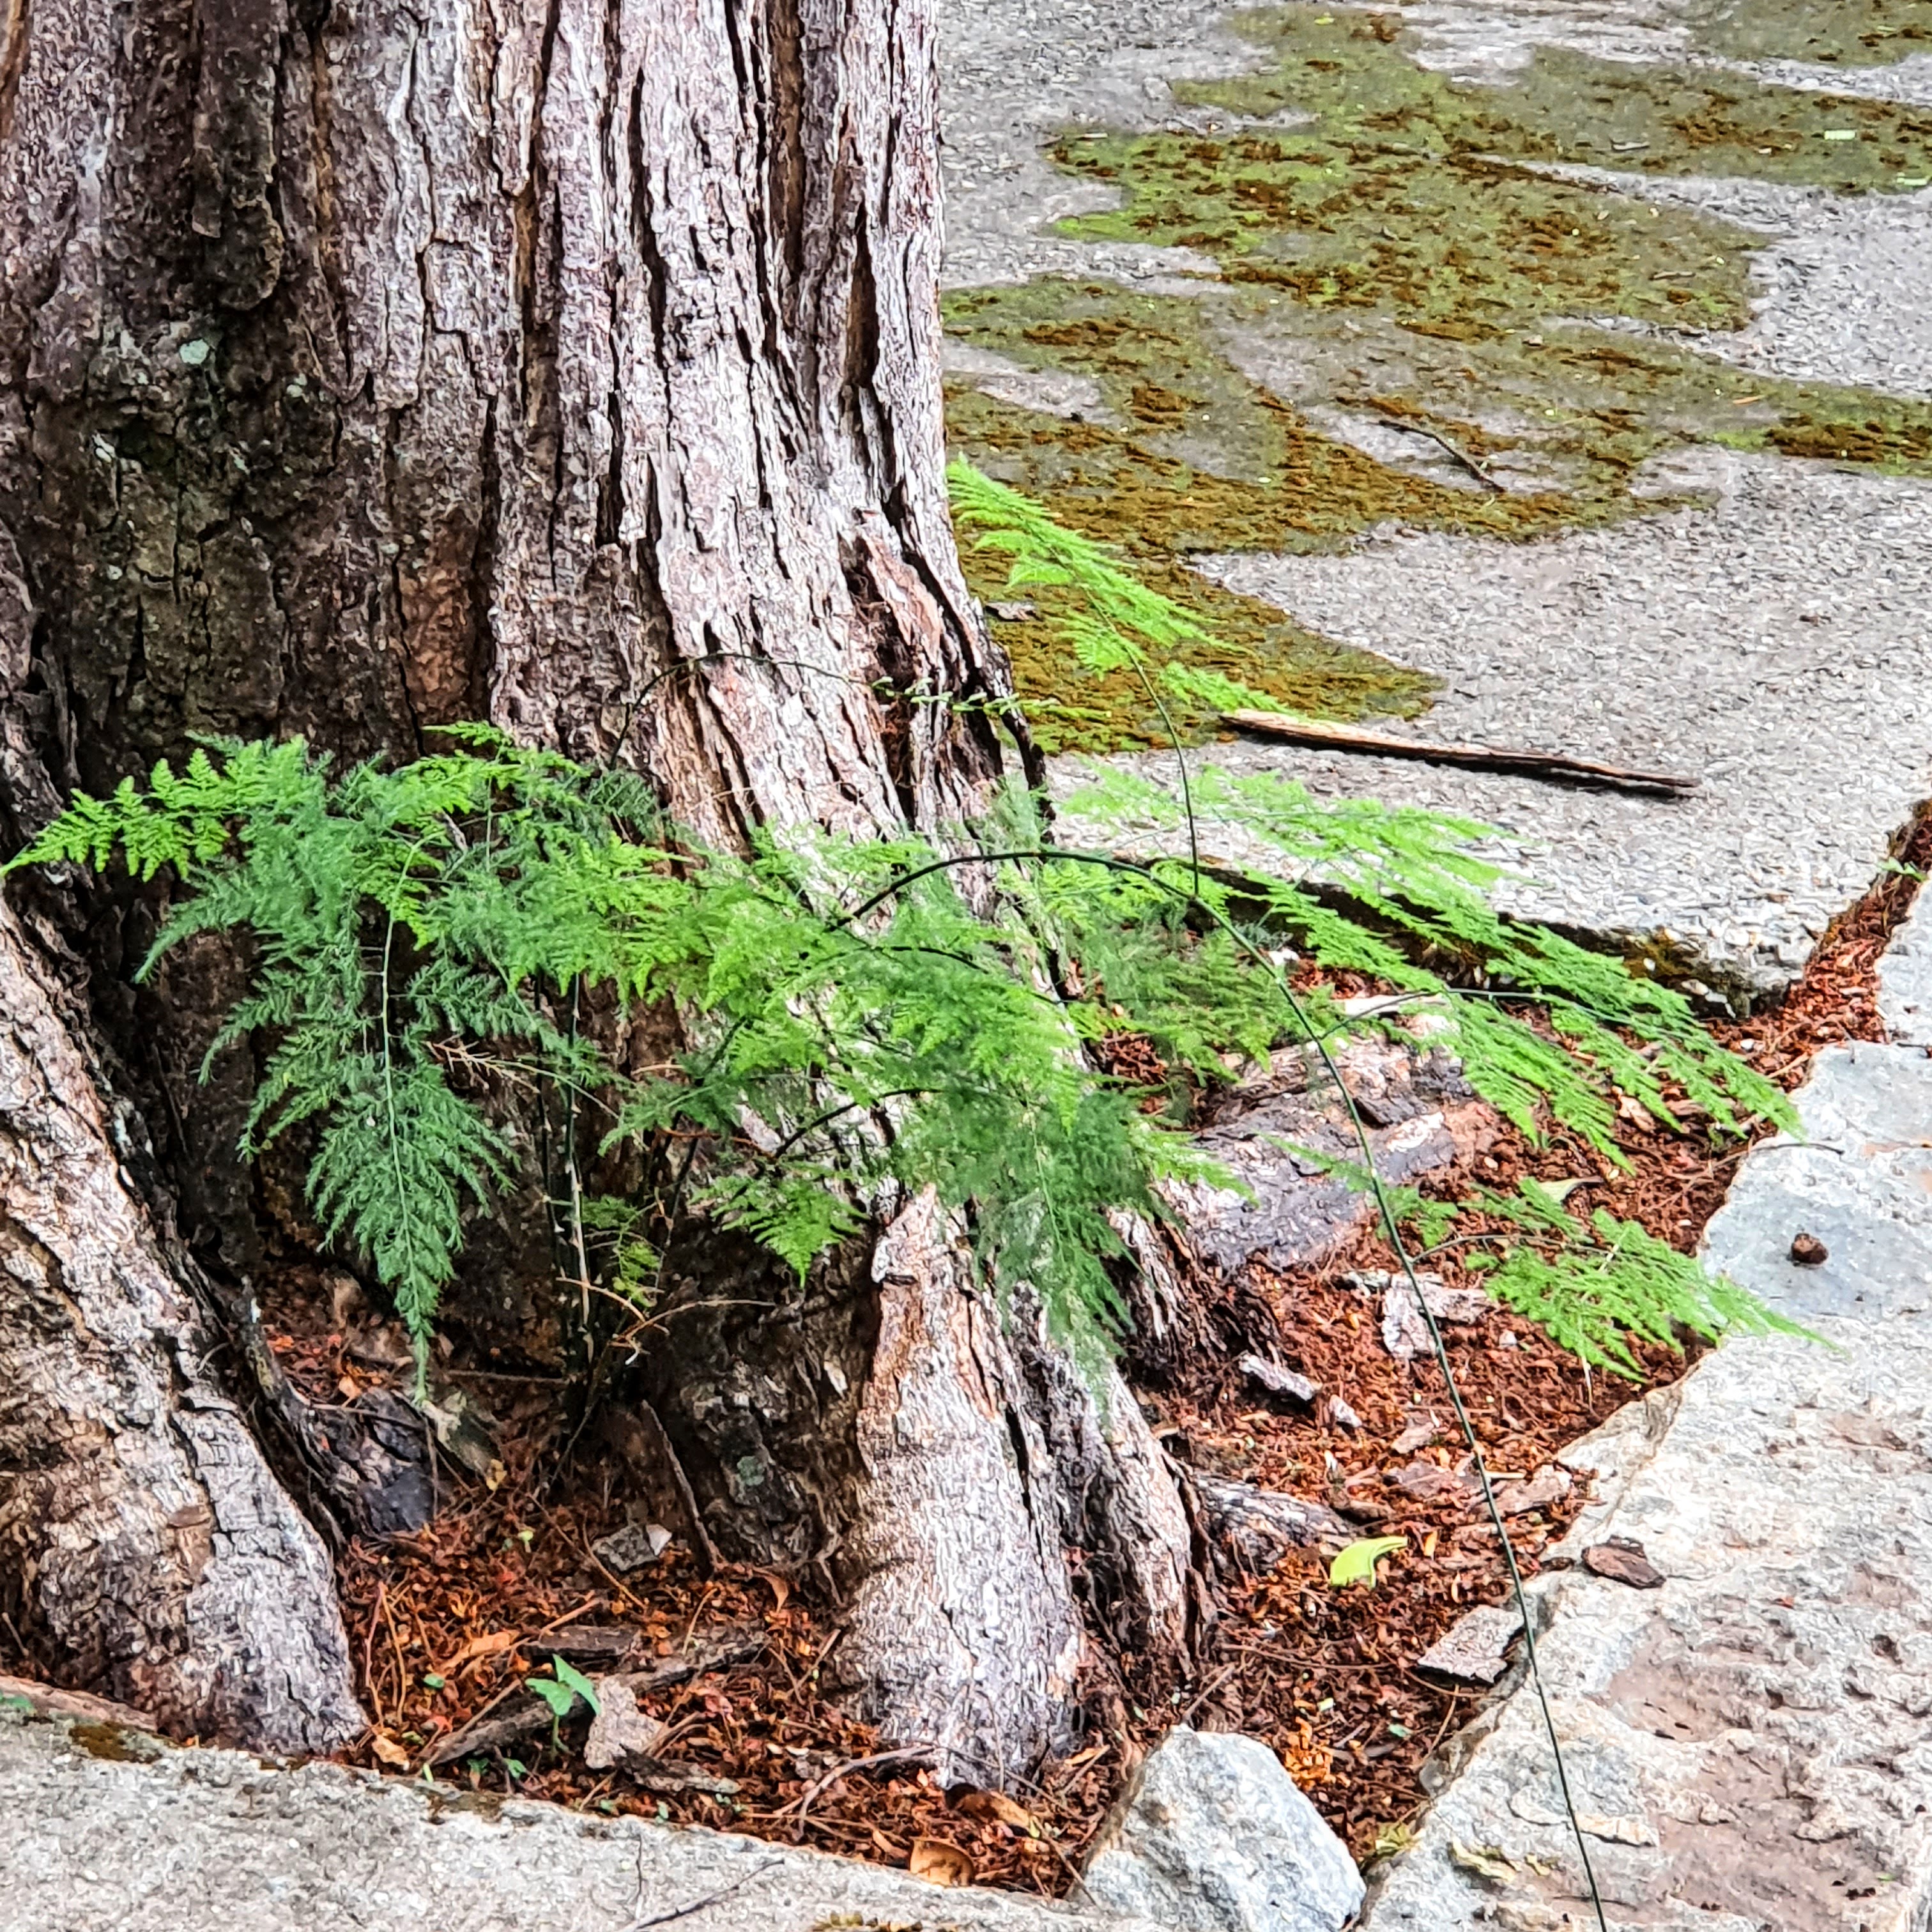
top-left (3, 829), bottom-right (1920, 1897)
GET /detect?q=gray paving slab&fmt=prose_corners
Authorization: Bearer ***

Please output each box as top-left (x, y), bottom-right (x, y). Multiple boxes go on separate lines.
top-left (1357, 917), bottom-right (1932, 1928)
top-left (938, 0), bottom-right (1932, 990)
top-left (1064, 447), bottom-right (1932, 999)
top-left (1878, 880), bottom-right (1932, 1048)
top-left (0, 1710), bottom-right (1158, 1932)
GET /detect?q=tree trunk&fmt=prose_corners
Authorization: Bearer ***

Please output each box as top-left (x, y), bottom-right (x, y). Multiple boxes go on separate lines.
top-left (0, 0), bottom-right (1190, 1774)
top-left (0, 894), bottom-right (361, 1751)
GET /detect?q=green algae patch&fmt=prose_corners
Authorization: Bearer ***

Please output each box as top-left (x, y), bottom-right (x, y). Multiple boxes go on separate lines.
top-left (1510, 328), bottom-right (1932, 480)
top-left (940, 279), bottom-right (1651, 753)
top-left (1156, 7), bottom-right (1932, 198)
top-left (943, 282), bottom-right (1932, 753)
top-left (1688, 0), bottom-right (1932, 69)
top-left (67, 1721), bottom-right (165, 1763)
top-left (947, 376), bottom-right (1441, 756)
top-left (963, 533), bottom-right (1435, 756)
top-left (943, 280), bottom-right (1629, 547)
top-left (1306, 318), bottom-right (1932, 496)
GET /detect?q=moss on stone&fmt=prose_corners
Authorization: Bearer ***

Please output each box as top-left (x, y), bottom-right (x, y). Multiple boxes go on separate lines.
top-left (1055, 128), bottom-right (1756, 334)
top-left (943, 280), bottom-right (1932, 749)
top-left (1687, 0), bottom-right (1932, 69)
top-left (964, 541), bottom-right (1436, 756)
top-left (941, 4), bottom-right (1932, 753)
top-left (1152, 6), bottom-right (1932, 197)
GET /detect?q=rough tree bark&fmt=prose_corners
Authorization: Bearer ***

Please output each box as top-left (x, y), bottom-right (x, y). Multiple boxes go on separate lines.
top-left (0, 894), bottom-right (362, 1749)
top-left (0, 0), bottom-right (1193, 1774)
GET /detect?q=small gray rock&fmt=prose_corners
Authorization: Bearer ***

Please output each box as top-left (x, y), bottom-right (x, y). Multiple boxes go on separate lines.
top-left (1354, 1271), bottom-right (1491, 1362)
top-left (1080, 1726), bottom-right (1364, 1932)
top-left (1492, 1466), bottom-right (1570, 1517)
top-left (591, 1521), bottom-right (672, 1575)
top-left (1415, 1605), bottom-right (1524, 1686)
top-left (1240, 1354), bottom-right (1320, 1407)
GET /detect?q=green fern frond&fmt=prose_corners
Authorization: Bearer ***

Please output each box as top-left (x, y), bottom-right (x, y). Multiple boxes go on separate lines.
top-left (1485, 1210), bottom-right (1818, 1379)
top-left (698, 1169), bottom-right (865, 1282)
top-left (7, 475), bottom-right (1802, 1384)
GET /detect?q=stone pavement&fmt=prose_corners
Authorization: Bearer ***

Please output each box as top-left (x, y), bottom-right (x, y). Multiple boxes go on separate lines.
top-left (937, 0), bottom-right (1932, 995)
top-left (0, 1708), bottom-right (1160, 1932)
top-left (1358, 884), bottom-right (1932, 1931)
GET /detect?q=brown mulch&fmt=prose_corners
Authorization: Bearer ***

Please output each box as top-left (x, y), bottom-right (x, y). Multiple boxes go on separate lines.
top-left (328, 1454), bottom-right (1122, 1892)
top-left (1168, 1256), bottom-right (1694, 1861)
top-left (1712, 799), bottom-right (1932, 1080)
top-left (7, 809), bottom-right (1923, 1890)
top-left (1202, 801), bottom-right (1928, 1860)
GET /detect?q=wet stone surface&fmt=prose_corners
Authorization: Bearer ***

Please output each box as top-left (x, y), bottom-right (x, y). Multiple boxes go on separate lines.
top-left (1162, 1035), bottom-right (1498, 1276)
top-left (0, 1711), bottom-right (1162, 1932)
top-left (1356, 898), bottom-right (1932, 1930)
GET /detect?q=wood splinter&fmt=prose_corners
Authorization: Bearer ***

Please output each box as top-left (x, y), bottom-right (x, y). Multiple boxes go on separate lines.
top-left (1220, 711), bottom-right (1699, 796)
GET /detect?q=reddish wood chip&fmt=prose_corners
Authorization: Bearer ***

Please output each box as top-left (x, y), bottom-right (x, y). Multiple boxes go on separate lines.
top-left (1582, 1537), bottom-right (1666, 1590)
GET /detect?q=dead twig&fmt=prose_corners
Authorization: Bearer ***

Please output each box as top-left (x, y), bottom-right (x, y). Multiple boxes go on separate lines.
top-left (0, 1672), bottom-right (155, 1731)
top-left (1174, 1662), bottom-right (1239, 1728)
top-left (361, 1582), bottom-right (386, 1725)
top-left (1220, 711), bottom-right (1698, 795)
top-left (783, 1745), bottom-right (934, 1830)
top-left (1364, 408), bottom-right (1505, 491)
top-left (619, 1857), bottom-right (781, 1929)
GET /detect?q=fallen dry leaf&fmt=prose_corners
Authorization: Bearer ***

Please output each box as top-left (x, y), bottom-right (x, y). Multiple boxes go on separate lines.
top-left (442, 1628), bottom-right (521, 1672)
top-left (955, 1789), bottom-right (1038, 1832)
top-left (369, 1733), bottom-right (410, 1768)
top-left (1581, 1537), bottom-right (1665, 1590)
top-left (910, 1837), bottom-right (976, 1887)
top-left (869, 1827), bottom-right (910, 1861)
top-left (583, 1678), bottom-right (666, 1771)
top-left (1449, 1839), bottom-right (1520, 1887)
top-left (756, 1569), bottom-right (792, 1611)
